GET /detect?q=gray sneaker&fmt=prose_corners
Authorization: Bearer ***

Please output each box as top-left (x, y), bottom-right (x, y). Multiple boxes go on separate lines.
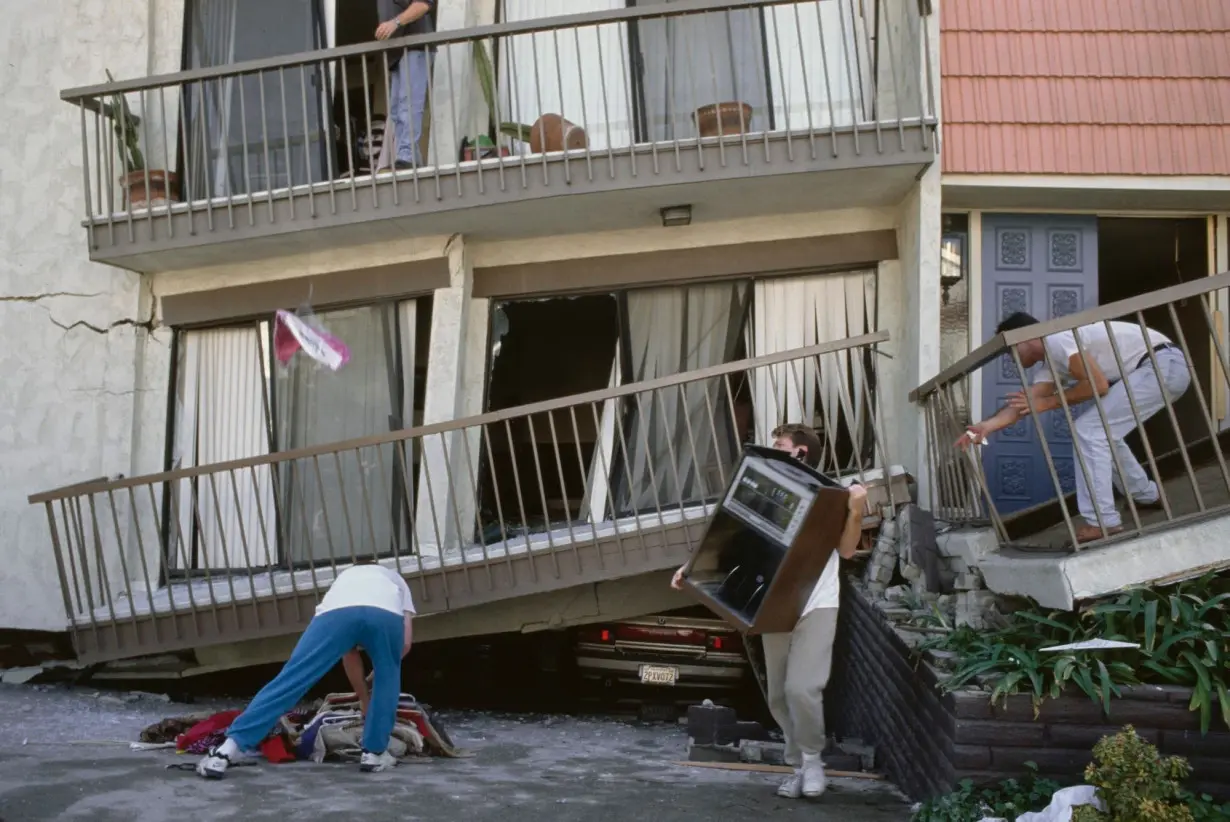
top-left (196, 747), bottom-right (232, 779)
top-left (359, 750), bottom-right (398, 773)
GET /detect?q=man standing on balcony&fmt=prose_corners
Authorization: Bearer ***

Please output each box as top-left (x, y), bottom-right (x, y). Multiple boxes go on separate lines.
top-left (671, 424), bottom-right (869, 800)
top-left (195, 560), bottom-right (415, 778)
top-left (375, 0), bottom-right (436, 170)
top-left (958, 311), bottom-right (1191, 544)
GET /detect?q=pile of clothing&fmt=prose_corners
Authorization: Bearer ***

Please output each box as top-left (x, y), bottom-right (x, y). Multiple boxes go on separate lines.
top-left (140, 693), bottom-right (469, 765)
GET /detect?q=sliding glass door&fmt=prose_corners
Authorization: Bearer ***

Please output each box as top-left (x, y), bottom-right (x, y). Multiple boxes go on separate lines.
top-left (182, 0), bottom-right (331, 200)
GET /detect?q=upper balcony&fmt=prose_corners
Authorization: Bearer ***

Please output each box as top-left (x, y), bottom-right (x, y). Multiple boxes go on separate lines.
top-left (62, 0), bottom-right (937, 274)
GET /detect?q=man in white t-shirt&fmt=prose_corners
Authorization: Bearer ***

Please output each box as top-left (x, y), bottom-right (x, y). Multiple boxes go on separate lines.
top-left (196, 561), bottom-right (416, 778)
top-left (959, 311), bottom-right (1191, 544)
top-left (671, 423), bottom-right (868, 800)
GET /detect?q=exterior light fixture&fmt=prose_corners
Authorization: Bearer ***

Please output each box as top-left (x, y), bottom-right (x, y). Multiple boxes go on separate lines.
top-left (660, 205), bottom-right (692, 227)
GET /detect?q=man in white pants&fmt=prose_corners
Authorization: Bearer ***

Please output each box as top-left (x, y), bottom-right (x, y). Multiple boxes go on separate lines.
top-left (960, 311), bottom-right (1191, 544)
top-left (672, 424), bottom-right (868, 799)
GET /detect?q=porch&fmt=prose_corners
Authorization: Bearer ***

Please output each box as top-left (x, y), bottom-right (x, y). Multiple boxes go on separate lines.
top-left (913, 272), bottom-right (1230, 609)
top-left (63, 0), bottom-right (938, 273)
top-left (30, 332), bottom-right (897, 664)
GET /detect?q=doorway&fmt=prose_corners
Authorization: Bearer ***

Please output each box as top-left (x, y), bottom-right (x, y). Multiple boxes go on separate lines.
top-left (478, 296), bottom-right (621, 541)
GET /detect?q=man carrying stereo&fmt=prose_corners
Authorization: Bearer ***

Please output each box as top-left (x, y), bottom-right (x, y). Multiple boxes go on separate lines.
top-left (671, 423), bottom-right (867, 800)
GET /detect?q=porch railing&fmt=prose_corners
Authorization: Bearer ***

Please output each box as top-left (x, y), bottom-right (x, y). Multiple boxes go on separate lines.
top-left (911, 271), bottom-right (1230, 552)
top-left (62, 0), bottom-right (936, 244)
top-left (30, 332), bottom-right (894, 657)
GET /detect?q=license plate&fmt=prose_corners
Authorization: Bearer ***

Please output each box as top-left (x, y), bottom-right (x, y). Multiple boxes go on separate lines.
top-left (639, 664), bottom-right (679, 686)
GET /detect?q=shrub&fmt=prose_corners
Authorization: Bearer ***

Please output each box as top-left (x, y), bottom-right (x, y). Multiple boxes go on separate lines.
top-left (912, 765), bottom-right (1062, 822)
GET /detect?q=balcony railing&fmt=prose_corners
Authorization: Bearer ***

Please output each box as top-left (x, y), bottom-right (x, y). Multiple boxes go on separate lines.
top-left (62, 0), bottom-right (936, 257)
top-left (912, 272), bottom-right (1230, 552)
top-left (30, 331), bottom-right (895, 662)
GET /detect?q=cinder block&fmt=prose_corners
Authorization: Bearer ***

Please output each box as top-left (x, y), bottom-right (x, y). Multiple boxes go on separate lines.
top-left (687, 701), bottom-right (737, 746)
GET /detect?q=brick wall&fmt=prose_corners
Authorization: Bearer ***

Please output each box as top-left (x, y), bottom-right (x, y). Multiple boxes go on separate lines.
top-left (830, 582), bottom-right (1230, 802)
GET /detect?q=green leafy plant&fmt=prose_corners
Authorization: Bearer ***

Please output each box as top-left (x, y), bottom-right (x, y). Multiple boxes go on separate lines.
top-left (919, 573), bottom-right (1230, 733)
top-left (1069, 726), bottom-right (1194, 822)
top-left (103, 69), bottom-right (144, 172)
top-left (1179, 791), bottom-right (1230, 822)
top-left (912, 764), bottom-right (1062, 822)
top-left (470, 41), bottom-right (535, 143)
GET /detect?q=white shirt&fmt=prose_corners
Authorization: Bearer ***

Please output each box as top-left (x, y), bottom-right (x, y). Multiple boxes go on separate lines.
top-left (802, 551), bottom-right (840, 615)
top-left (316, 565), bottom-right (416, 617)
top-left (1032, 321), bottom-right (1171, 386)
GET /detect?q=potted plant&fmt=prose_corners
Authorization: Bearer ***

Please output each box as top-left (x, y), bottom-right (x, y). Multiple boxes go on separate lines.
top-left (103, 70), bottom-right (178, 209)
top-left (694, 101), bottom-right (753, 138)
top-left (470, 42), bottom-right (587, 155)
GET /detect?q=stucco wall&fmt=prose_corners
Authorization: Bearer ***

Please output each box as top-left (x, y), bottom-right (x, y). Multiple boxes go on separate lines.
top-left (0, 0), bottom-right (184, 632)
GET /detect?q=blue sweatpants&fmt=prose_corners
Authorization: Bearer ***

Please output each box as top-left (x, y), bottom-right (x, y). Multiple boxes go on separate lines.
top-left (225, 605), bottom-right (404, 754)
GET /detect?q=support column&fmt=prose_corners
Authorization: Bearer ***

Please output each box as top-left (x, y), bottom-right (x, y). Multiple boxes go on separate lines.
top-left (415, 237), bottom-right (489, 558)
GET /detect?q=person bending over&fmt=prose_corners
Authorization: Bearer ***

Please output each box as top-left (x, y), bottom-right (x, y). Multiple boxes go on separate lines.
top-left (671, 423), bottom-right (868, 799)
top-left (196, 561), bottom-right (415, 778)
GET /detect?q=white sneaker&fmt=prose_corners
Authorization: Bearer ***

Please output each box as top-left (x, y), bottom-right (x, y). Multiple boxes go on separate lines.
top-left (801, 754), bottom-right (828, 798)
top-left (776, 771), bottom-right (802, 798)
top-left (359, 750), bottom-right (398, 773)
top-left (195, 747), bottom-right (232, 779)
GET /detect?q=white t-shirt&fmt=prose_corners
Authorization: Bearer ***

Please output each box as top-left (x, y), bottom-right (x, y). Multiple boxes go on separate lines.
top-left (801, 551), bottom-right (840, 615)
top-left (316, 564), bottom-right (416, 618)
top-left (1031, 321), bottom-right (1171, 386)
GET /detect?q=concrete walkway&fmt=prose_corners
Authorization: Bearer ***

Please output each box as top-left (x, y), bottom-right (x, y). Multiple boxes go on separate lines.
top-left (0, 685), bottom-right (912, 822)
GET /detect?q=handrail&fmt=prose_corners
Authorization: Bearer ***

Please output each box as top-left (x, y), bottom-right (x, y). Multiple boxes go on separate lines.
top-left (29, 330), bottom-right (888, 503)
top-left (61, 0), bottom-right (835, 102)
top-left (911, 270), bottom-right (1230, 401)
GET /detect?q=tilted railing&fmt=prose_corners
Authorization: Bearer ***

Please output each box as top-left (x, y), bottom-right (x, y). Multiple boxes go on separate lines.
top-left (30, 333), bottom-right (894, 655)
top-left (61, 0), bottom-right (935, 244)
top-left (912, 271), bottom-right (1230, 551)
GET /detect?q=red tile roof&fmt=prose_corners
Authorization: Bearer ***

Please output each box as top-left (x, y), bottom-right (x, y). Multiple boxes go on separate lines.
top-left (941, 0), bottom-right (1230, 175)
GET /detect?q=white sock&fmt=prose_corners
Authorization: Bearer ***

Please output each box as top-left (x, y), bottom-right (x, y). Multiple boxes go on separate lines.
top-left (217, 738), bottom-right (240, 759)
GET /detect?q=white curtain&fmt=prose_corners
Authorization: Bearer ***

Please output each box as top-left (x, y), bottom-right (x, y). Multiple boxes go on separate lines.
top-left (636, 0), bottom-right (769, 140)
top-left (764, 0), bottom-right (863, 130)
top-left (172, 326), bottom-right (277, 572)
top-left (187, 0), bottom-right (239, 200)
top-left (748, 271), bottom-right (877, 473)
top-left (616, 282), bottom-right (750, 514)
top-left (276, 304), bottom-right (406, 565)
top-left (498, 0), bottom-right (634, 151)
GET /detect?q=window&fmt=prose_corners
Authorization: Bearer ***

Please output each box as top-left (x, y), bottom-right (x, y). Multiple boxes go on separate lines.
top-left (166, 298), bottom-right (432, 573)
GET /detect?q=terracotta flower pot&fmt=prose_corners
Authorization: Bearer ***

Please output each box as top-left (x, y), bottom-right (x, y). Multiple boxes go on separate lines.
top-left (694, 102), bottom-right (753, 138)
top-left (121, 170), bottom-right (178, 209)
top-left (528, 113), bottom-right (588, 154)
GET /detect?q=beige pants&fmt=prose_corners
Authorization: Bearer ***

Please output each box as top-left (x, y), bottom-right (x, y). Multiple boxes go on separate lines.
top-left (762, 607), bottom-right (838, 762)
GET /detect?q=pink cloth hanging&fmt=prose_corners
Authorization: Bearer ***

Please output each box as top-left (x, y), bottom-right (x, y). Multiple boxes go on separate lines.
top-left (273, 309), bottom-right (350, 371)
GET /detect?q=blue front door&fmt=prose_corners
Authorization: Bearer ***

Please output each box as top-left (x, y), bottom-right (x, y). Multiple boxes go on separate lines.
top-left (981, 215), bottom-right (1098, 515)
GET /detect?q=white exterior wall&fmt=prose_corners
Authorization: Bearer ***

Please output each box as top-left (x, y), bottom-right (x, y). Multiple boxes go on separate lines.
top-left (0, 0), bottom-right (183, 632)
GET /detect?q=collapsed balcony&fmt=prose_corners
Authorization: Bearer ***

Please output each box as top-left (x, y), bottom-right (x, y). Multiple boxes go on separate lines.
top-left (29, 333), bottom-right (899, 664)
top-left (913, 271), bottom-right (1230, 609)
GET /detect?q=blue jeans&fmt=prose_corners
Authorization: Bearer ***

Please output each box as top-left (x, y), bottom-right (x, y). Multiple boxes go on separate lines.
top-left (225, 606), bottom-right (404, 754)
top-left (390, 50), bottom-right (432, 165)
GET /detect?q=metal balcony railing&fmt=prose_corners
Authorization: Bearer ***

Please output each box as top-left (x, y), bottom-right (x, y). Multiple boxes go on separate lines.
top-left (29, 332), bottom-right (894, 662)
top-left (911, 272), bottom-right (1230, 552)
top-left (61, 0), bottom-right (936, 253)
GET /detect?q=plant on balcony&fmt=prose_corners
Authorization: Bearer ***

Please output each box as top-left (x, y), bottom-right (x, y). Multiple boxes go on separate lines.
top-left (469, 41), bottom-right (588, 156)
top-left (918, 571), bottom-right (1230, 734)
top-left (102, 69), bottom-right (178, 209)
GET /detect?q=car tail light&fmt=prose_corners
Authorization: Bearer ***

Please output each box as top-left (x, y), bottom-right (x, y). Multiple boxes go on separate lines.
top-left (614, 625), bottom-right (707, 645)
top-left (578, 626), bottom-right (615, 644)
top-left (709, 633), bottom-right (744, 653)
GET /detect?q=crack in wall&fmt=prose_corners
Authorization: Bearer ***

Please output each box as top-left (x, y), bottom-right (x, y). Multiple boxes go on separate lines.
top-left (0, 292), bottom-right (104, 303)
top-left (49, 316), bottom-right (157, 335)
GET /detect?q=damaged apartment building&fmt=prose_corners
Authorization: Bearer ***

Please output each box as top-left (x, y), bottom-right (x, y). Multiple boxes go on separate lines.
top-left (1, 0), bottom-right (940, 673)
top-left (5, 0), bottom-right (1230, 691)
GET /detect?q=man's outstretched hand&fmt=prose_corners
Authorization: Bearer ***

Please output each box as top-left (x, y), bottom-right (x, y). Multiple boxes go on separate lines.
top-left (670, 565), bottom-right (686, 590)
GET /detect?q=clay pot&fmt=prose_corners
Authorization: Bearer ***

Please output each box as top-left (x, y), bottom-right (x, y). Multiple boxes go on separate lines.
top-left (121, 170), bottom-right (178, 209)
top-left (528, 113), bottom-right (588, 154)
top-left (694, 102), bottom-right (753, 138)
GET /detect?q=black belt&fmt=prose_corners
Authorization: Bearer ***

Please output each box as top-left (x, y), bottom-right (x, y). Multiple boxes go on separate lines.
top-left (1135, 343), bottom-right (1176, 371)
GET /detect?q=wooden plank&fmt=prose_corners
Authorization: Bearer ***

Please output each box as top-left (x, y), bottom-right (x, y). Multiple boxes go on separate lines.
top-left (669, 761), bottom-right (886, 780)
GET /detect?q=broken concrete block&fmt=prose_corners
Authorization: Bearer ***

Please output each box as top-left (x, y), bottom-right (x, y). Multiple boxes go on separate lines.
top-left (740, 740), bottom-right (788, 766)
top-left (883, 585), bottom-right (909, 602)
top-left (716, 720), bottom-right (769, 746)
top-left (900, 563), bottom-right (923, 582)
top-left (954, 571), bottom-right (984, 591)
top-left (0, 667), bottom-right (41, 685)
top-left (687, 701), bottom-right (737, 746)
top-left (936, 528), bottom-right (999, 567)
top-left (836, 739), bottom-right (877, 771)
top-left (869, 563), bottom-right (895, 584)
top-left (946, 557), bottom-right (970, 574)
top-left (687, 742), bottom-right (742, 763)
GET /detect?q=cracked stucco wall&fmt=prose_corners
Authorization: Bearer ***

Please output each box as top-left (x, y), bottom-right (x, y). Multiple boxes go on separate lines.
top-left (0, 0), bottom-right (183, 632)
